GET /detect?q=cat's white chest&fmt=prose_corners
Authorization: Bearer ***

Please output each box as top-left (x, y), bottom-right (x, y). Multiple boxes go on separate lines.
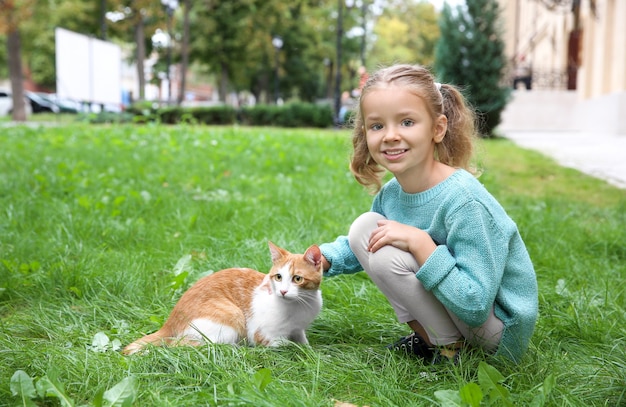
top-left (247, 288), bottom-right (322, 346)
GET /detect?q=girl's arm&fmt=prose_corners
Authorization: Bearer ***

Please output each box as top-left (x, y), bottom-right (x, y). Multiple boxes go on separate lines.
top-left (416, 201), bottom-right (510, 326)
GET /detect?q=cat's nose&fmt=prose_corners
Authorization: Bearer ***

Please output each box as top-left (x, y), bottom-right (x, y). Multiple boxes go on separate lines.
top-left (280, 290), bottom-right (287, 296)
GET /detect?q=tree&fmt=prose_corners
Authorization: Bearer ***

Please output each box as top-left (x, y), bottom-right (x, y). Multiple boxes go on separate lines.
top-left (369, 0), bottom-right (439, 68)
top-left (189, 0), bottom-right (339, 104)
top-left (1, 0), bottom-right (361, 106)
top-left (106, 0), bottom-right (166, 102)
top-left (434, 0), bottom-right (510, 137)
top-left (0, 0), bottom-right (33, 121)
top-left (177, 0), bottom-right (190, 105)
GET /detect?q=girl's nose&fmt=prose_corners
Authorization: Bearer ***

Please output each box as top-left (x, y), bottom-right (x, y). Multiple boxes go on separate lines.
top-left (382, 127), bottom-right (400, 142)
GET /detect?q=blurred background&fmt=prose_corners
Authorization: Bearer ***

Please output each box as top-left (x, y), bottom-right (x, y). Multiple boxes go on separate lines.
top-left (1, 0), bottom-right (623, 135)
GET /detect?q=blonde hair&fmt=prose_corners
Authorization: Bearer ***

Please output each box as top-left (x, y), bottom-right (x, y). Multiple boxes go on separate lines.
top-left (349, 64), bottom-right (479, 192)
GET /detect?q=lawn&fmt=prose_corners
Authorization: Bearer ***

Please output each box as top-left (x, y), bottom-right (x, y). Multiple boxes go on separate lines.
top-left (1, 123), bottom-right (624, 406)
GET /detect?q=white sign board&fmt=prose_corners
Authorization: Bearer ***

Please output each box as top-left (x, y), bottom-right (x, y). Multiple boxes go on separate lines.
top-left (55, 27), bottom-right (122, 106)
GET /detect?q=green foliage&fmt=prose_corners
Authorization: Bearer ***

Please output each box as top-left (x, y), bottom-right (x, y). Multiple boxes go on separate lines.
top-left (157, 105), bottom-right (238, 125)
top-left (2, 0), bottom-right (357, 103)
top-left (370, 1), bottom-right (440, 68)
top-left (1, 124), bottom-right (625, 406)
top-left (240, 102), bottom-right (334, 128)
top-left (435, 362), bottom-right (555, 406)
top-left (189, 0), bottom-right (344, 102)
top-left (112, 102), bottom-right (334, 127)
top-left (11, 370), bottom-right (136, 407)
top-left (434, 0), bottom-right (511, 137)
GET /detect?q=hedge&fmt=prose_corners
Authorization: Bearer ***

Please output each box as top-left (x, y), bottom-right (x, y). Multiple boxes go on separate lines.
top-left (107, 101), bottom-right (335, 128)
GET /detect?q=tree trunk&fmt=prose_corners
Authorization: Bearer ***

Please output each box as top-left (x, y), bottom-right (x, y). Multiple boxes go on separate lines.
top-left (7, 29), bottom-right (26, 122)
top-left (177, 0), bottom-right (191, 106)
top-left (135, 19), bottom-right (146, 101)
top-left (218, 61), bottom-right (229, 103)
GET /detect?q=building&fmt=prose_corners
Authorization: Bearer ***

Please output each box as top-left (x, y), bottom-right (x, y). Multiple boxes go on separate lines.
top-left (499, 0), bottom-right (626, 134)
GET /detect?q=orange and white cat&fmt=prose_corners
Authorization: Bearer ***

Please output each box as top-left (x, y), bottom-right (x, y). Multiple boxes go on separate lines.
top-left (123, 242), bottom-right (323, 355)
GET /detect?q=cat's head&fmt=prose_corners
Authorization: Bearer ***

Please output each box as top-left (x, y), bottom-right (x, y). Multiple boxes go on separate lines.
top-left (261, 241), bottom-right (323, 300)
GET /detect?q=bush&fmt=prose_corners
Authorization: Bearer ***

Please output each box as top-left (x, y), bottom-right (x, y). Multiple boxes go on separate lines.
top-left (192, 106), bottom-right (238, 125)
top-left (240, 102), bottom-right (333, 128)
top-left (121, 101), bottom-right (333, 128)
top-left (239, 104), bottom-right (281, 126)
top-left (125, 101), bottom-right (159, 123)
top-left (155, 105), bottom-right (237, 125)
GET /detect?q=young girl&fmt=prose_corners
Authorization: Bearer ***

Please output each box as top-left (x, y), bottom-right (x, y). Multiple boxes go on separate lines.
top-left (319, 64), bottom-right (538, 363)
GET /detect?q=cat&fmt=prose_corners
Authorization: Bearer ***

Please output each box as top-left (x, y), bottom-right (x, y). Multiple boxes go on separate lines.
top-left (122, 241), bottom-right (323, 355)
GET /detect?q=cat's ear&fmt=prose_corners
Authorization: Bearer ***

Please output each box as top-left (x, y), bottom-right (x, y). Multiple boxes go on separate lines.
top-left (259, 273), bottom-right (272, 294)
top-left (304, 245), bottom-right (323, 269)
top-left (268, 241), bottom-right (289, 263)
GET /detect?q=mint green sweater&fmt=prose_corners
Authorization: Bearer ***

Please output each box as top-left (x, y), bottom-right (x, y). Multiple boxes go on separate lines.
top-left (320, 170), bottom-right (538, 362)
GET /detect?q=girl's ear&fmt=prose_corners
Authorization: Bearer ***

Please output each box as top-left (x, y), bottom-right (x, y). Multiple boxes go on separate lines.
top-left (433, 114), bottom-right (448, 143)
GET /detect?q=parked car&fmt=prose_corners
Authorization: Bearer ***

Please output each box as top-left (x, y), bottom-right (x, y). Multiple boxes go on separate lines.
top-left (0, 90), bottom-right (33, 116)
top-left (36, 93), bottom-right (80, 114)
top-left (25, 91), bottom-right (60, 113)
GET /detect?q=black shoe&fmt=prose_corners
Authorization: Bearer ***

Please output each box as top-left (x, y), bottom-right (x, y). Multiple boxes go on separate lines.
top-left (387, 333), bottom-right (435, 359)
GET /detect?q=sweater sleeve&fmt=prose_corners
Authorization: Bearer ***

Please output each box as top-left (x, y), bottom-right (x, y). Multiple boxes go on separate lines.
top-left (319, 235), bottom-right (363, 277)
top-left (416, 200), bottom-right (509, 327)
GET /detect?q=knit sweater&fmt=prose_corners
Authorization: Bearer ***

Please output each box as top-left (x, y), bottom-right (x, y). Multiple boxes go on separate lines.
top-left (320, 169), bottom-right (538, 362)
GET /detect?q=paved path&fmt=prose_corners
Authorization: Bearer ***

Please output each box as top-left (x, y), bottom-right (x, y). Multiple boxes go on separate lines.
top-left (503, 131), bottom-right (626, 190)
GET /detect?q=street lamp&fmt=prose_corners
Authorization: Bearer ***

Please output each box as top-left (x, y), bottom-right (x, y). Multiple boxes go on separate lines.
top-left (161, 0), bottom-right (178, 105)
top-left (272, 35), bottom-right (283, 104)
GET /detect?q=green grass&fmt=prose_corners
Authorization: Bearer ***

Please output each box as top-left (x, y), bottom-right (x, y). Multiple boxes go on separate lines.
top-left (1, 123), bottom-right (624, 406)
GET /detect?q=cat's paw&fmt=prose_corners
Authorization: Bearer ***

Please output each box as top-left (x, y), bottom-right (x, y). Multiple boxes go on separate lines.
top-left (121, 342), bottom-right (147, 356)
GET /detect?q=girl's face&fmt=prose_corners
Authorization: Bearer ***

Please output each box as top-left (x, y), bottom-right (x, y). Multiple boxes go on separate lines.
top-left (361, 84), bottom-right (447, 191)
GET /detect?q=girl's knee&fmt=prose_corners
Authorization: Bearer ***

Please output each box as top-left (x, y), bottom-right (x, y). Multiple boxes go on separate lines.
top-left (348, 212), bottom-right (385, 244)
top-left (348, 212), bottom-right (386, 275)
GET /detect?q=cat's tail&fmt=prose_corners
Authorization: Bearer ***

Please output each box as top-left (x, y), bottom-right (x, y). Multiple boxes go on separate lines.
top-left (122, 330), bottom-right (170, 355)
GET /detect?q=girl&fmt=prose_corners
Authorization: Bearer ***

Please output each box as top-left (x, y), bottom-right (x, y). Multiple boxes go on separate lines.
top-left (319, 64), bottom-right (538, 363)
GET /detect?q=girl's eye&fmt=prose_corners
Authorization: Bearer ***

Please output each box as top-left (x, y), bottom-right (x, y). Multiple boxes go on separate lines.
top-left (370, 123), bottom-right (383, 131)
top-left (293, 275), bottom-right (303, 283)
top-left (274, 274), bottom-right (282, 282)
top-left (401, 119), bottom-right (414, 127)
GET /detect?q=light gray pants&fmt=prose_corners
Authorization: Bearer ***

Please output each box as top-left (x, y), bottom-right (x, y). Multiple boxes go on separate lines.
top-left (348, 212), bottom-right (503, 351)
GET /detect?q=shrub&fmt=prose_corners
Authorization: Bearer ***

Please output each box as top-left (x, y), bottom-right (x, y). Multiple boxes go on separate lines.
top-left (191, 106), bottom-right (237, 125)
top-left (122, 101), bottom-right (333, 128)
top-left (240, 102), bottom-right (333, 128)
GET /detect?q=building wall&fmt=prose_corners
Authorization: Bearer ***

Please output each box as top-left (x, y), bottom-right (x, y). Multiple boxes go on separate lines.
top-left (498, 0), bottom-right (626, 134)
top-left (499, 0), bottom-right (573, 89)
top-left (579, 0), bottom-right (626, 99)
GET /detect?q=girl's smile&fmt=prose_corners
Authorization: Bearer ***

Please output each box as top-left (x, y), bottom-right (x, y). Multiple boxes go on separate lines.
top-left (383, 148), bottom-right (408, 160)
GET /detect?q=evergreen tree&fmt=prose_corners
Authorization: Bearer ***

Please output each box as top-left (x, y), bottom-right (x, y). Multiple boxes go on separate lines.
top-left (434, 0), bottom-right (510, 137)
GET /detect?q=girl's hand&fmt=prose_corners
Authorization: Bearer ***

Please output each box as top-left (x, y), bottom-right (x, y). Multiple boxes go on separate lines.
top-left (368, 220), bottom-right (437, 265)
top-left (368, 219), bottom-right (416, 252)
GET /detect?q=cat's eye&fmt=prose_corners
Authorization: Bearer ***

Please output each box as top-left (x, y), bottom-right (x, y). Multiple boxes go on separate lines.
top-left (293, 275), bottom-right (303, 283)
top-left (274, 274), bottom-right (282, 282)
